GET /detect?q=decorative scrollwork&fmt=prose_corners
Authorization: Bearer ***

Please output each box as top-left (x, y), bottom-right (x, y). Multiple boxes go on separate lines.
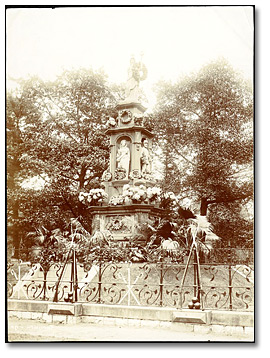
top-left (24, 281), bottom-right (44, 300)
top-left (202, 265), bottom-right (220, 282)
top-left (102, 284), bottom-right (126, 304)
top-left (234, 287), bottom-right (254, 310)
top-left (164, 285), bottom-right (181, 307)
top-left (101, 262), bottom-right (123, 280)
top-left (134, 284), bottom-right (159, 305)
top-left (204, 287), bottom-right (228, 309)
top-left (7, 260), bottom-right (254, 311)
top-left (79, 283), bottom-right (99, 303)
top-left (231, 265), bottom-right (254, 285)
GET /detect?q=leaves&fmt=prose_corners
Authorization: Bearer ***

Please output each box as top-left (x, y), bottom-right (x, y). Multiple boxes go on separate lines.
top-left (7, 68), bottom-right (120, 249)
top-left (153, 59), bottom-right (253, 246)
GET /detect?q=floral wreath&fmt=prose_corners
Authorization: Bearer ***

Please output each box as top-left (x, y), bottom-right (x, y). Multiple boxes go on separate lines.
top-left (119, 110), bottom-right (132, 124)
top-left (129, 170), bottom-right (142, 180)
top-left (106, 218), bottom-right (123, 231)
top-left (102, 170), bottom-right (112, 182)
top-left (114, 167), bottom-right (127, 180)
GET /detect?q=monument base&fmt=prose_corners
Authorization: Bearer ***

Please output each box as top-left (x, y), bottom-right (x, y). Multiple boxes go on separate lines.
top-left (89, 204), bottom-right (164, 244)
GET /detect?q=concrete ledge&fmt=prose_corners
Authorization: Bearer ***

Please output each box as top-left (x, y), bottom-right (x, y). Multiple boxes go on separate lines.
top-left (7, 299), bottom-right (254, 329)
top-left (172, 310), bottom-right (212, 324)
top-left (211, 310), bottom-right (254, 327)
top-left (82, 303), bottom-right (175, 322)
top-left (48, 303), bottom-right (82, 316)
top-left (8, 299), bottom-right (48, 313)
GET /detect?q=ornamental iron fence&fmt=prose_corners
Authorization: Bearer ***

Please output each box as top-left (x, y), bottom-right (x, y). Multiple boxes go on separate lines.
top-left (7, 247), bottom-right (254, 311)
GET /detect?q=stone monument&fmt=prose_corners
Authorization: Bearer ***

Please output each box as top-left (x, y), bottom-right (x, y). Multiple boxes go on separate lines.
top-left (89, 57), bottom-right (164, 245)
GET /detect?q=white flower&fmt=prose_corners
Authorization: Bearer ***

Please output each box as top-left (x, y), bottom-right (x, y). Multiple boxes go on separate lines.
top-left (124, 196), bottom-right (131, 204)
top-left (133, 193), bottom-right (140, 200)
top-left (153, 187), bottom-right (161, 195)
top-left (123, 184), bottom-right (130, 191)
top-left (123, 190), bottom-right (129, 196)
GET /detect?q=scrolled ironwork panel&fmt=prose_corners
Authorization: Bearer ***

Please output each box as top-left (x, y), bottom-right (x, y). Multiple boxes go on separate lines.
top-left (231, 265), bottom-right (254, 286)
top-left (232, 287), bottom-right (254, 311)
top-left (162, 284), bottom-right (182, 307)
top-left (133, 284), bottom-right (160, 306)
top-left (203, 286), bottom-right (230, 310)
top-left (78, 282), bottom-right (99, 303)
top-left (101, 283), bottom-right (127, 304)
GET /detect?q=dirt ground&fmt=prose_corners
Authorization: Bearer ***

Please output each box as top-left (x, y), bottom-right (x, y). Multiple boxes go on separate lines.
top-left (7, 316), bottom-right (254, 343)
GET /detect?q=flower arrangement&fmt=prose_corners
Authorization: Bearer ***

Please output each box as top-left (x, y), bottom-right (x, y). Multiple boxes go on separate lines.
top-left (107, 184), bottom-right (165, 206)
top-left (146, 186), bottom-right (162, 202)
top-left (107, 117), bottom-right (117, 127)
top-left (133, 114), bottom-right (144, 126)
top-left (79, 188), bottom-right (108, 206)
top-left (122, 184), bottom-right (148, 204)
top-left (109, 195), bottom-right (125, 206)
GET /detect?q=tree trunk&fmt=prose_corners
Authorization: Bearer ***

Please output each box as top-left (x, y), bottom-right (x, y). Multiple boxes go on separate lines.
top-left (200, 197), bottom-right (208, 216)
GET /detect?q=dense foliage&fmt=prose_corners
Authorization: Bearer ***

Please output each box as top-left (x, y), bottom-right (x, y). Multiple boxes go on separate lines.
top-left (7, 68), bottom-right (117, 254)
top-left (7, 60), bottom-right (254, 256)
top-left (152, 59), bottom-right (253, 246)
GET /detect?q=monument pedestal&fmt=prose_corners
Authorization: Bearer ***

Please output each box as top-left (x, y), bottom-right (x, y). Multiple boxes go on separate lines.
top-left (89, 204), bottom-right (164, 244)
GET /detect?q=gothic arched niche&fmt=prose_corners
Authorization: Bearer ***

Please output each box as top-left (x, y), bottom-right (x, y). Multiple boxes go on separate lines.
top-left (115, 136), bottom-right (132, 180)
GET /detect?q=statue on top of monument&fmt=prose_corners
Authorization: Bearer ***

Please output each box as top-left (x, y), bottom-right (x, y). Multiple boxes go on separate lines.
top-left (125, 54), bottom-right (147, 102)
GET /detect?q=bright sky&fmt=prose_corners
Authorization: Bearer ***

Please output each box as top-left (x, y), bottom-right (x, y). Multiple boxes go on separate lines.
top-left (6, 6), bottom-right (253, 108)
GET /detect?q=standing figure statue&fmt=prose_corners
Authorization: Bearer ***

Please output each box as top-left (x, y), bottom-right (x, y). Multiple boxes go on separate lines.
top-left (140, 138), bottom-right (151, 175)
top-left (116, 140), bottom-right (130, 179)
top-left (125, 55), bottom-right (147, 102)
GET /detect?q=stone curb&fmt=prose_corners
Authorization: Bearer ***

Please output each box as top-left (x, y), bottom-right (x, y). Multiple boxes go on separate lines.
top-left (8, 299), bottom-right (254, 336)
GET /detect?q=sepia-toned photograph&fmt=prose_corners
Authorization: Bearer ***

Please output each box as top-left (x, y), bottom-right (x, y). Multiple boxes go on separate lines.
top-left (6, 5), bottom-right (254, 343)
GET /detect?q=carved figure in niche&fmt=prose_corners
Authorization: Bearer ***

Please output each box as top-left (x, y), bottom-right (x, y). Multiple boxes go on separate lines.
top-left (125, 56), bottom-right (147, 102)
top-left (141, 138), bottom-right (152, 175)
top-left (116, 139), bottom-right (130, 179)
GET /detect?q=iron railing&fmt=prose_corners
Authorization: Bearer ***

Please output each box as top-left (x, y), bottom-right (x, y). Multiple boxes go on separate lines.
top-left (7, 247), bottom-right (254, 311)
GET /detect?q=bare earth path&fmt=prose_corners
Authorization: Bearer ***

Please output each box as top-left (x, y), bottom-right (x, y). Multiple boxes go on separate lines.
top-left (7, 317), bottom-right (253, 342)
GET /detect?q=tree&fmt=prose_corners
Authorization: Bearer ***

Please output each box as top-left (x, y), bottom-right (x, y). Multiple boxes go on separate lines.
top-left (7, 88), bottom-right (42, 254)
top-left (7, 68), bottom-right (117, 253)
top-left (153, 59), bottom-right (253, 246)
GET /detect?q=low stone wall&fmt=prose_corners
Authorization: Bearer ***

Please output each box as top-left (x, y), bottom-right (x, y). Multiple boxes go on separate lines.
top-left (7, 299), bottom-right (254, 337)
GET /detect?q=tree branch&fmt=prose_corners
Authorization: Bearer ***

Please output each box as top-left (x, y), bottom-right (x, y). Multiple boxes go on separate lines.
top-left (207, 193), bottom-right (253, 205)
